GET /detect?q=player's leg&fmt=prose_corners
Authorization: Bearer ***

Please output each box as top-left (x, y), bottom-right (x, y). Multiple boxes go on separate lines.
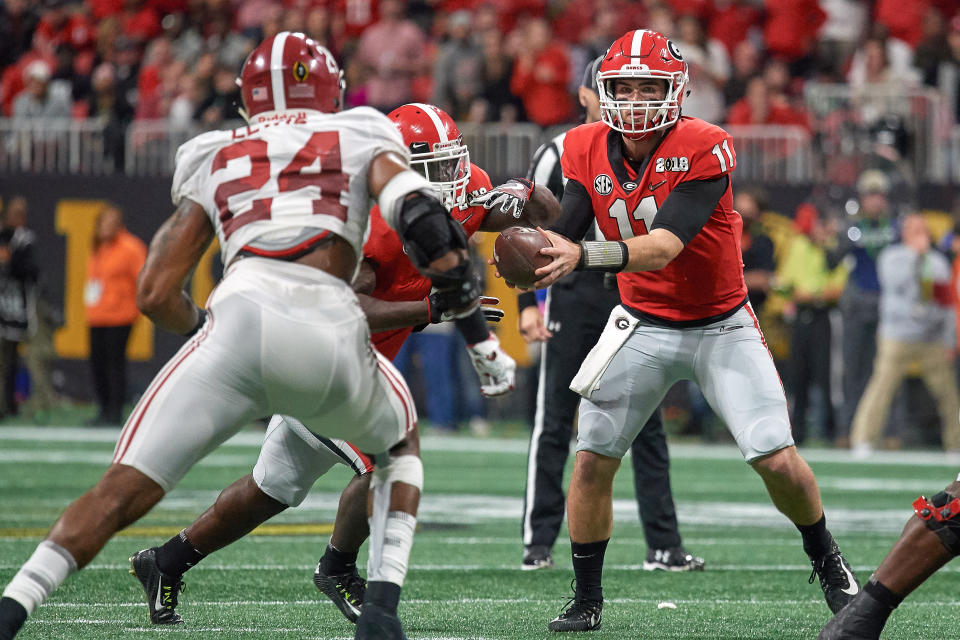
top-left (629, 409), bottom-right (704, 572)
top-left (0, 301), bottom-right (265, 637)
top-left (356, 431), bottom-right (422, 640)
top-left (522, 288), bottom-right (586, 569)
top-left (549, 323), bottom-right (674, 632)
top-left (697, 306), bottom-right (859, 614)
top-left (819, 479), bottom-right (960, 640)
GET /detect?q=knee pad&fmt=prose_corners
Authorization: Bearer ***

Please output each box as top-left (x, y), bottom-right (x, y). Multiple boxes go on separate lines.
top-left (371, 454), bottom-right (423, 492)
top-left (913, 489), bottom-right (960, 556)
top-left (741, 415), bottom-right (793, 462)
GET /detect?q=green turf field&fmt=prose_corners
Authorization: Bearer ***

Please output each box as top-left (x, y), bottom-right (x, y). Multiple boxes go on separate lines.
top-left (1, 425), bottom-right (957, 639)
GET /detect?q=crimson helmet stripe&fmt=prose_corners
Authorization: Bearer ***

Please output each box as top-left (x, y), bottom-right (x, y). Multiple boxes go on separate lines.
top-left (409, 102), bottom-right (449, 143)
top-left (270, 32), bottom-right (289, 111)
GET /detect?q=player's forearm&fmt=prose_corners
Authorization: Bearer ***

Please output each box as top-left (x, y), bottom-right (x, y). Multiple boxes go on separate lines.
top-left (577, 230), bottom-right (682, 273)
top-left (138, 288), bottom-right (203, 335)
top-left (357, 293), bottom-right (429, 332)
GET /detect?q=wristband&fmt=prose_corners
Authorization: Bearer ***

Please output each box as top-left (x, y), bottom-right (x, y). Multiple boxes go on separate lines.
top-left (184, 308), bottom-right (207, 338)
top-left (576, 240), bottom-right (629, 272)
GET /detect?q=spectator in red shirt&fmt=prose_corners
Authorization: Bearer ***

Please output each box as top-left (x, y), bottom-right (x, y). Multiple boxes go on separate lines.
top-left (763, 0), bottom-right (826, 75)
top-left (875, 0), bottom-right (927, 47)
top-left (509, 17), bottom-right (572, 127)
top-left (726, 75), bottom-right (810, 129)
top-left (32, 0), bottom-right (95, 60)
top-left (709, 0), bottom-right (762, 56)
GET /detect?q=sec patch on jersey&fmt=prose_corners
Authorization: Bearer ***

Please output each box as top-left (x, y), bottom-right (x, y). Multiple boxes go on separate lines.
top-left (493, 226), bottom-right (552, 289)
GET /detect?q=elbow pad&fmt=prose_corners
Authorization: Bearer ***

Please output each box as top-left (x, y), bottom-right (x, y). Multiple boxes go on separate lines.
top-left (396, 192), bottom-right (469, 269)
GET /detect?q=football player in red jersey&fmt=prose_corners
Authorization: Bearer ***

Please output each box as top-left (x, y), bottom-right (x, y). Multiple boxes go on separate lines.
top-left (113, 102), bottom-right (558, 631)
top-left (0, 34), bottom-right (480, 640)
top-left (820, 475), bottom-right (960, 640)
top-left (512, 30), bottom-right (860, 632)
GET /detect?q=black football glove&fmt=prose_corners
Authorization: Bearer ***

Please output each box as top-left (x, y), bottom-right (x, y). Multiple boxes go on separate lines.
top-left (423, 260), bottom-right (482, 321)
top-left (469, 178), bottom-right (534, 219)
top-left (429, 294), bottom-right (503, 323)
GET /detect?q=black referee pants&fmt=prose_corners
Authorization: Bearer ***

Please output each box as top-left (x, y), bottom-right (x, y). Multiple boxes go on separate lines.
top-left (89, 324), bottom-right (132, 424)
top-left (521, 274), bottom-right (682, 552)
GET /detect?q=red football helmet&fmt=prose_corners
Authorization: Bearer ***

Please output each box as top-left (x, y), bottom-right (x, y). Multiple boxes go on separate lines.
top-left (388, 103), bottom-right (471, 209)
top-left (597, 29), bottom-right (689, 139)
top-left (238, 31), bottom-right (344, 120)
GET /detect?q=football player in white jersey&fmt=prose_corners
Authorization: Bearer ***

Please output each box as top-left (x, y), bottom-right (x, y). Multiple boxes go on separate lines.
top-left (0, 32), bottom-right (476, 640)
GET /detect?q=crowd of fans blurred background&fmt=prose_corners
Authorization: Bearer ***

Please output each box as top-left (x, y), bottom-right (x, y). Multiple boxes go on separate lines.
top-left (3, 0), bottom-right (960, 454)
top-left (2, 0), bottom-right (958, 133)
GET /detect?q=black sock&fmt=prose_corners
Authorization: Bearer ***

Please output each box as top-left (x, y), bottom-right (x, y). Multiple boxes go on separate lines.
top-left (796, 514), bottom-right (833, 560)
top-left (864, 577), bottom-right (904, 610)
top-left (365, 581), bottom-right (401, 612)
top-left (320, 543), bottom-right (358, 576)
top-left (571, 539), bottom-right (608, 602)
top-left (0, 597), bottom-right (28, 640)
top-left (156, 530), bottom-right (207, 577)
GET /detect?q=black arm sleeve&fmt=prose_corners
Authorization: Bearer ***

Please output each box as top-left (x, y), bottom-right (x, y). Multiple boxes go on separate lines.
top-left (517, 291), bottom-right (538, 311)
top-left (649, 175), bottom-right (728, 246)
top-left (548, 179), bottom-right (595, 242)
top-left (454, 306), bottom-right (490, 344)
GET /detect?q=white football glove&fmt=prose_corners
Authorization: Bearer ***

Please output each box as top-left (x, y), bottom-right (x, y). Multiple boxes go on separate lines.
top-left (468, 178), bottom-right (534, 219)
top-left (466, 332), bottom-right (516, 397)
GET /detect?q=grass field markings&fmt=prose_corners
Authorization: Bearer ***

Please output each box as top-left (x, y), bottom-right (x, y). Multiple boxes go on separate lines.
top-left (32, 597), bottom-right (960, 607)
top-left (4, 427), bottom-right (960, 468)
top-left (10, 562), bottom-right (957, 573)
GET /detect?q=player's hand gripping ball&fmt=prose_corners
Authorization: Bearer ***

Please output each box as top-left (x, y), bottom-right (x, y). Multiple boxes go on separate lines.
top-left (493, 226), bottom-right (552, 289)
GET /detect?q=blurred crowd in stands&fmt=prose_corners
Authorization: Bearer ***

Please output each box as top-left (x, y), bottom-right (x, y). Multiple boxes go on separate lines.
top-left (1, 0), bottom-right (959, 133)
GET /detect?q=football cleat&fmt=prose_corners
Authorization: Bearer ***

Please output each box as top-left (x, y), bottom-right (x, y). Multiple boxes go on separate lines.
top-left (314, 561), bottom-right (366, 623)
top-left (353, 602), bottom-right (407, 640)
top-left (818, 590), bottom-right (886, 640)
top-left (548, 581), bottom-right (602, 632)
top-left (809, 539), bottom-right (861, 614)
top-left (129, 548), bottom-right (185, 625)
top-left (642, 547), bottom-right (706, 572)
top-left (522, 545), bottom-right (555, 571)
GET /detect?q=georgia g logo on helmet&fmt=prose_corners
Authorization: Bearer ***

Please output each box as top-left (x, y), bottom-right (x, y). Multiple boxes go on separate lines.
top-left (596, 29), bottom-right (689, 140)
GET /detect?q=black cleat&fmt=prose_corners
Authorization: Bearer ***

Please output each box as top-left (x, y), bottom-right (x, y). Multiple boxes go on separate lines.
top-left (818, 590), bottom-right (887, 640)
top-left (548, 582), bottom-right (602, 632)
top-left (0, 596), bottom-right (28, 640)
top-left (522, 545), bottom-right (554, 571)
top-left (354, 602), bottom-right (407, 640)
top-left (642, 547), bottom-right (706, 572)
top-left (810, 539), bottom-right (861, 614)
top-left (314, 561), bottom-right (365, 623)
top-left (129, 548), bottom-right (185, 625)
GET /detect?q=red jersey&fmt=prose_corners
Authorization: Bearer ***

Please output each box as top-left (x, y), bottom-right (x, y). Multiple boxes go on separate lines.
top-left (560, 118), bottom-right (746, 323)
top-left (364, 163), bottom-right (493, 359)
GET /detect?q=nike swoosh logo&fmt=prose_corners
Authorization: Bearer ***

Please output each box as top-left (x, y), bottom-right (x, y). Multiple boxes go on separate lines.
top-left (649, 180), bottom-right (667, 191)
top-left (572, 554), bottom-right (595, 559)
top-left (840, 562), bottom-right (859, 595)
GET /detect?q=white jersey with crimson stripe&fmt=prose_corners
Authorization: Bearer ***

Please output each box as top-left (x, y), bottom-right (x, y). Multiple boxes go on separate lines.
top-left (171, 107), bottom-right (407, 268)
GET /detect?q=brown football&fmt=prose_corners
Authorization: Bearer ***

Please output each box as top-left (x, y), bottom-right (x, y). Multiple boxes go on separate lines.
top-left (494, 226), bottom-right (553, 289)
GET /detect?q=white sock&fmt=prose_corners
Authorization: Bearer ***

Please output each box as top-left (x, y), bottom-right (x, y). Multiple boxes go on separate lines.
top-left (369, 510), bottom-right (417, 586)
top-left (367, 455), bottom-right (421, 587)
top-left (2, 541), bottom-right (77, 614)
